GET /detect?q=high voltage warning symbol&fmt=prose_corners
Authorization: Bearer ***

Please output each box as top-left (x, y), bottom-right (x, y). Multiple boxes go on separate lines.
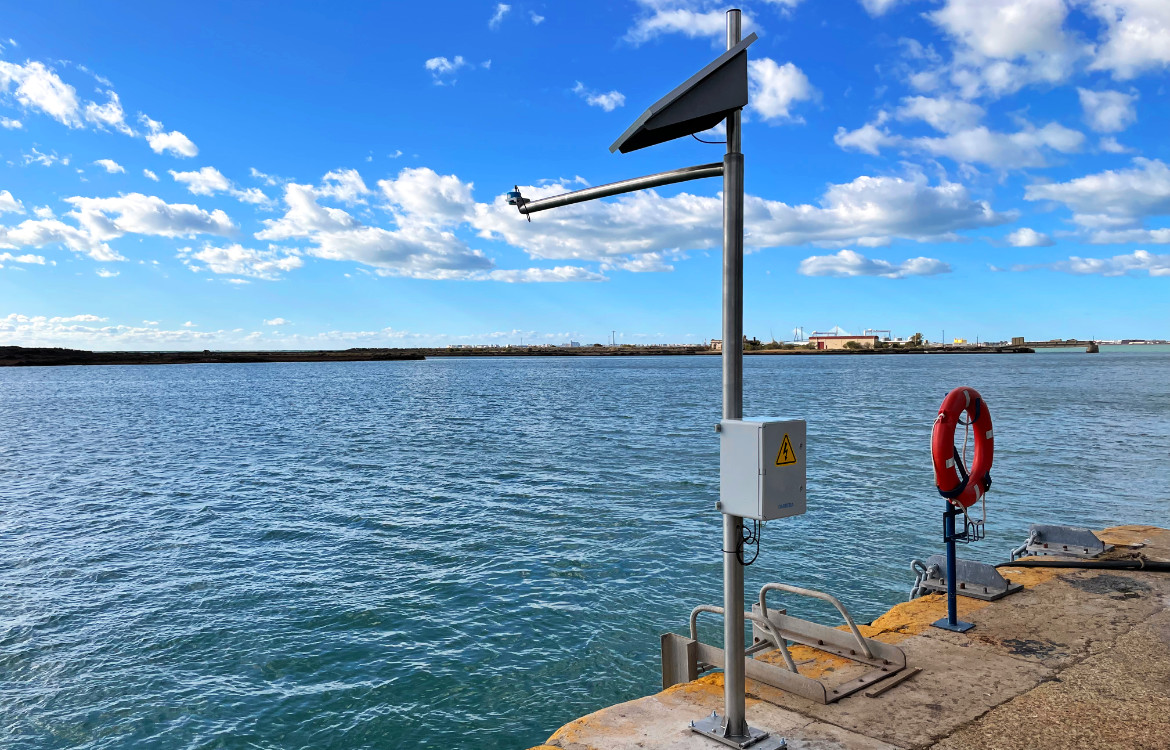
top-left (775, 434), bottom-right (797, 466)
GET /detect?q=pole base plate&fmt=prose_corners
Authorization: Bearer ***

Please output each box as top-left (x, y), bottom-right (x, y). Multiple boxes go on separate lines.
top-left (690, 711), bottom-right (788, 749)
top-left (932, 617), bottom-right (974, 632)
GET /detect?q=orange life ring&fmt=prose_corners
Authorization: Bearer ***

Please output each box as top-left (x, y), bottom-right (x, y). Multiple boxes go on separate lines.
top-left (931, 386), bottom-right (993, 508)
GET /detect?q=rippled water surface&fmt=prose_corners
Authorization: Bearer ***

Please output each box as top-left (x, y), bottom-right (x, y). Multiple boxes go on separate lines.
top-left (3, 350), bottom-right (1169, 748)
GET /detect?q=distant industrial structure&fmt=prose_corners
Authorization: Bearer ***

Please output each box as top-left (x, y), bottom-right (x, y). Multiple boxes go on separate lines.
top-left (807, 332), bottom-right (879, 350)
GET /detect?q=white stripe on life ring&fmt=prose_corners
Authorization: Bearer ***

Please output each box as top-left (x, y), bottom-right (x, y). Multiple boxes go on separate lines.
top-left (985, 429), bottom-right (994, 440)
top-left (945, 458), bottom-right (955, 468)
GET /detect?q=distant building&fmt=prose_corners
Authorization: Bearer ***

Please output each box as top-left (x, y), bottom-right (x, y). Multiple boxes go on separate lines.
top-left (1011, 336), bottom-right (1025, 346)
top-left (709, 336), bottom-right (758, 351)
top-left (808, 334), bottom-right (879, 350)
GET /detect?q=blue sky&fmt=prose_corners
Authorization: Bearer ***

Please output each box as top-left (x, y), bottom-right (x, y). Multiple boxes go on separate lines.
top-left (1, 0), bottom-right (1168, 349)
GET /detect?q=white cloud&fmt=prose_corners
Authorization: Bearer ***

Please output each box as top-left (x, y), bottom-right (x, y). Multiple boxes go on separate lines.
top-left (317, 168), bottom-right (371, 204)
top-left (0, 60), bottom-right (82, 127)
top-left (602, 251), bottom-right (677, 273)
top-left (489, 3), bottom-right (511, 29)
top-left (257, 178), bottom-right (491, 279)
top-left (474, 169), bottom-right (1012, 262)
top-left (0, 190), bottom-right (24, 214)
top-left (256, 169), bottom-right (601, 282)
top-left (798, 249), bottom-right (951, 278)
top-left (0, 57), bottom-right (203, 164)
top-left (170, 166), bottom-right (232, 196)
top-left (93, 158), bottom-right (125, 174)
top-left (22, 148), bottom-right (69, 167)
top-left (530, 11), bottom-right (545, 24)
top-left (834, 118), bottom-right (1085, 168)
top-left (896, 95), bottom-right (984, 132)
top-left (233, 187), bottom-right (272, 206)
top-left (180, 244), bottom-right (303, 280)
top-left (748, 58), bottom-right (815, 123)
top-left (1098, 136), bottom-right (1132, 154)
top-left (143, 168), bottom-right (159, 181)
top-left (250, 167), bottom-right (279, 186)
top-left (84, 90), bottom-right (132, 134)
top-left (859, 0), bottom-right (909, 15)
top-left (572, 82), bottom-right (626, 112)
top-left (378, 167), bottom-right (474, 225)
top-left (146, 129), bottom-right (198, 158)
top-left (0, 251), bottom-right (46, 266)
top-left (425, 55), bottom-right (470, 83)
top-left (67, 193), bottom-right (236, 241)
top-left (485, 266), bottom-right (607, 282)
top-left (15, 195), bottom-right (257, 272)
top-left (1015, 249), bottom-right (1170, 276)
top-left (257, 184), bottom-right (360, 240)
top-left (1006, 227), bottom-right (1054, 246)
top-left (930, 0), bottom-right (1070, 60)
top-left (0, 218), bottom-right (117, 261)
top-left (95, 268), bottom-right (119, 278)
top-left (625, 2), bottom-right (756, 45)
top-left (833, 121), bottom-right (897, 155)
top-left (169, 166), bottom-right (272, 206)
top-left (908, 123), bottom-right (1084, 168)
top-left (264, 317), bottom-right (291, 326)
top-left (0, 313), bottom-right (237, 348)
top-left (1087, 0), bottom-right (1170, 79)
top-left (182, 321), bottom-right (197, 327)
top-left (0, 312), bottom-right (450, 349)
top-left (49, 314), bottom-right (105, 323)
top-left (1023, 158), bottom-right (1170, 233)
top-left (2, 190), bottom-right (238, 265)
top-left (1076, 88), bottom-right (1137, 133)
top-left (912, 0), bottom-right (1083, 99)
top-left (1081, 228), bottom-right (1170, 244)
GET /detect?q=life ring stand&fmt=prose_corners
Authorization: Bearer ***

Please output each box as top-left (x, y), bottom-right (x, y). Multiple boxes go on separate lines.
top-left (931, 386), bottom-right (993, 509)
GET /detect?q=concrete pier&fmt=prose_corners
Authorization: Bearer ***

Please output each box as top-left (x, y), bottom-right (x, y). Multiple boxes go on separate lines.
top-left (529, 525), bottom-right (1170, 749)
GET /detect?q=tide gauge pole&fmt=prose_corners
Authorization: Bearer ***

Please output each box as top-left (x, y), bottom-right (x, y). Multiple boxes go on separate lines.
top-left (506, 11), bottom-right (781, 747)
top-left (720, 11), bottom-right (747, 741)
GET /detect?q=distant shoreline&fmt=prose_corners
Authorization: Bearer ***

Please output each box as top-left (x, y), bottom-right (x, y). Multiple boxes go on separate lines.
top-left (0, 347), bottom-right (425, 368)
top-left (0, 344), bottom-right (1036, 368)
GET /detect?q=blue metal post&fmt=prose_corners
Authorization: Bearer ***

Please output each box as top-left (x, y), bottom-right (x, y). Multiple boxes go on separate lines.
top-left (933, 503), bottom-right (974, 632)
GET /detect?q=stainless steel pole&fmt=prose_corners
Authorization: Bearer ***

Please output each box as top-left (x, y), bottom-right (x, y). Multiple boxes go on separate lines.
top-left (720, 7), bottom-right (747, 742)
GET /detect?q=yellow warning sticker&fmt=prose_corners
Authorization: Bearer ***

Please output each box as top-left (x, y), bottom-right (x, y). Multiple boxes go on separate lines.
top-left (775, 433), bottom-right (797, 466)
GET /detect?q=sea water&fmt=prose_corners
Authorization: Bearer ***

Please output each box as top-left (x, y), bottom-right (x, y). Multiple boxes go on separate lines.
top-left (2, 350), bottom-right (1168, 748)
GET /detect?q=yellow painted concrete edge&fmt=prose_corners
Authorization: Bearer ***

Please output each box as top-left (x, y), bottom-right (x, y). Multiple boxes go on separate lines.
top-left (529, 525), bottom-right (1167, 749)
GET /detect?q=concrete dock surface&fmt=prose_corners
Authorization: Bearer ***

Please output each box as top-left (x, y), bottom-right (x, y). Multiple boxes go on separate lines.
top-left (529, 525), bottom-right (1170, 750)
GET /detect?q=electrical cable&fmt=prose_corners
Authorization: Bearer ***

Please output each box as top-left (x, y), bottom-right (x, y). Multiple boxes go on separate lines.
top-left (997, 558), bottom-right (1169, 572)
top-left (736, 518), bottom-right (761, 566)
top-left (691, 133), bottom-right (727, 144)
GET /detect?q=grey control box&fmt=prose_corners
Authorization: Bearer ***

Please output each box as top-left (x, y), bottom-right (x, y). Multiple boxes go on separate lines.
top-left (719, 418), bottom-right (807, 521)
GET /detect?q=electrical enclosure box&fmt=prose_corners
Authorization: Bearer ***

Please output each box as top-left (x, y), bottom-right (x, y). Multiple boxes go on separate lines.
top-left (719, 418), bottom-right (807, 521)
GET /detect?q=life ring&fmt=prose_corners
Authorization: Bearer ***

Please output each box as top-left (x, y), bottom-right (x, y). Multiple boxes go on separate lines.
top-left (931, 387), bottom-right (993, 508)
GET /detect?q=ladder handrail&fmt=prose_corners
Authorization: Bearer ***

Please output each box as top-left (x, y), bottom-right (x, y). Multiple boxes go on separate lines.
top-left (757, 582), bottom-right (873, 660)
top-left (690, 604), bottom-right (799, 673)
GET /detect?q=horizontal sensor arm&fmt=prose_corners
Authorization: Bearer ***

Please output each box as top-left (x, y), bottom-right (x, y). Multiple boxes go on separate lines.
top-left (514, 162), bottom-right (723, 215)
